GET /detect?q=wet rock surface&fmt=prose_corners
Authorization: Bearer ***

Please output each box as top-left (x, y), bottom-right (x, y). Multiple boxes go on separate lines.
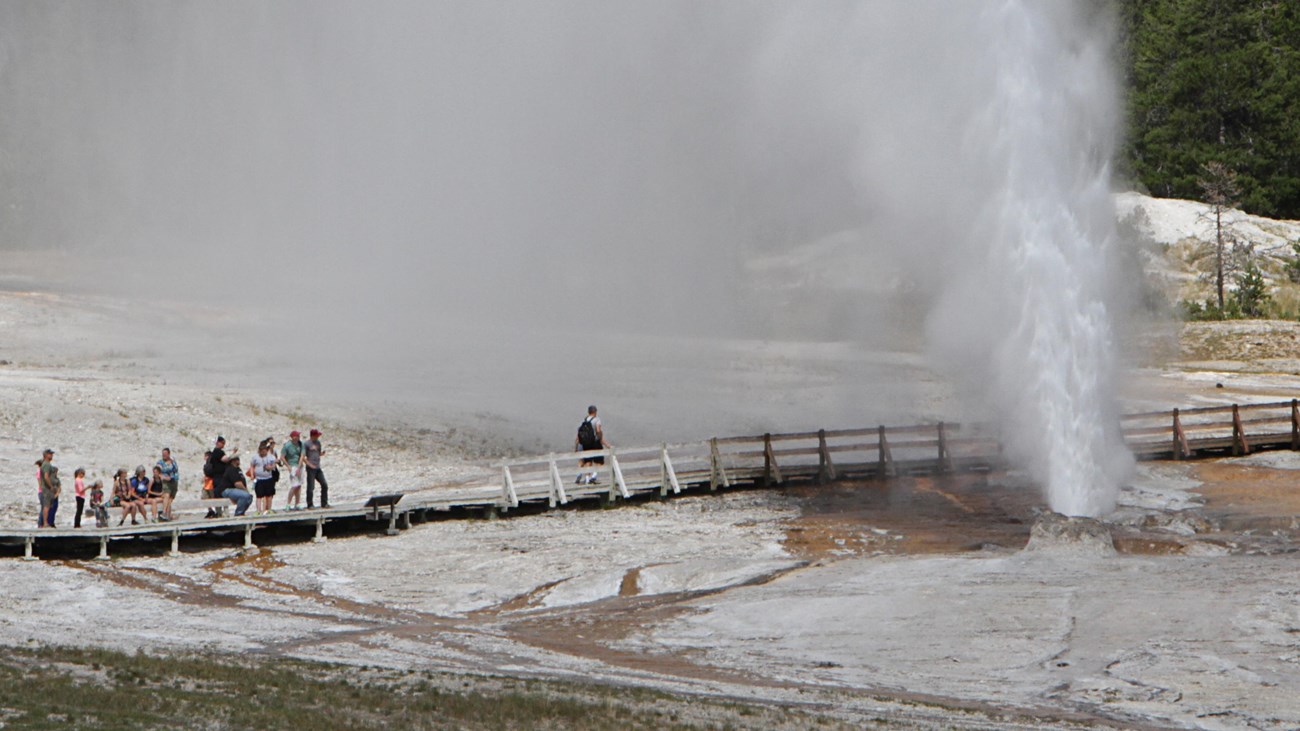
top-left (1023, 512), bottom-right (1117, 556)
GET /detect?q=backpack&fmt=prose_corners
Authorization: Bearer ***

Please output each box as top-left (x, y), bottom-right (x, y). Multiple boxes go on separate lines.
top-left (577, 418), bottom-right (599, 450)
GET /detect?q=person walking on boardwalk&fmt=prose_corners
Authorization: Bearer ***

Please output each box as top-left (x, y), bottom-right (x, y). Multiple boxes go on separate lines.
top-left (304, 429), bottom-right (329, 509)
top-left (574, 406), bottom-right (608, 485)
top-left (157, 447), bottom-right (179, 521)
top-left (281, 430), bottom-right (305, 510)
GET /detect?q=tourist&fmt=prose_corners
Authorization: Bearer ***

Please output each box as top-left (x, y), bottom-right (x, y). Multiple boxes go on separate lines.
top-left (216, 455), bottom-right (253, 517)
top-left (250, 440), bottom-right (278, 515)
top-left (208, 435), bottom-right (238, 473)
top-left (130, 466), bottom-right (152, 520)
top-left (113, 468), bottom-right (141, 526)
top-left (38, 448), bottom-right (56, 527)
top-left (157, 447), bottom-right (179, 521)
top-left (281, 430), bottom-right (305, 510)
top-left (73, 467), bottom-right (87, 528)
top-left (574, 405), bottom-right (608, 485)
top-left (205, 437), bottom-right (237, 518)
top-left (147, 465), bottom-right (167, 521)
top-left (304, 429), bottom-right (329, 509)
top-left (201, 450), bottom-right (214, 498)
top-left (34, 458), bottom-right (43, 527)
top-left (44, 464), bottom-right (61, 528)
top-left (89, 480), bottom-right (108, 528)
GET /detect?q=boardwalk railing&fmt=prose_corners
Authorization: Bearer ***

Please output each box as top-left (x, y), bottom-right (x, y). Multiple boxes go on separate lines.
top-left (491, 399), bottom-right (1300, 511)
top-left (6, 402), bottom-right (1300, 559)
top-left (492, 421), bottom-right (1004, 511)
top-left (1121, 399), bottom-right (1300, 460)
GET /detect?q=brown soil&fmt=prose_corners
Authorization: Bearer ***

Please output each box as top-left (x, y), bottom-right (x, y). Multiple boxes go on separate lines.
top-left (1190, 461), bottom-right (1300, 532)
top-left (780, 473), bottom-right (1041, 558)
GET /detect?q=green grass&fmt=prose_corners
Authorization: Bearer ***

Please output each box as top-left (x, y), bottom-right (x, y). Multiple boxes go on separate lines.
top-left (0, 645), bottom-right (844, 730)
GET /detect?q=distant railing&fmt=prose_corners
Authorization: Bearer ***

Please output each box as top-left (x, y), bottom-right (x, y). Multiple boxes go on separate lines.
top-left (1121, 399), bottom-right (1300, 459)
top-left (491, 422), bottom-right (1003, 510)
top-left (489, 400), bottom-right (1300, 510)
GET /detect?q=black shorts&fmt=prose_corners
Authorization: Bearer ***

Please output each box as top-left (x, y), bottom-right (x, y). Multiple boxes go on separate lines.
top-left (254, 479), bottom-right (276, 498)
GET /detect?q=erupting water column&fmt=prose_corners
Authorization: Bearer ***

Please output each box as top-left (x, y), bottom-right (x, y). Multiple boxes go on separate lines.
top-left (928, 1), bottom-right (1134, 516)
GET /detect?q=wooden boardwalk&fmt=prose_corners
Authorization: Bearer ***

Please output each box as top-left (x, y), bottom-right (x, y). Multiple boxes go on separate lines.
top-left (4, 399), bottom-right (1298, 560)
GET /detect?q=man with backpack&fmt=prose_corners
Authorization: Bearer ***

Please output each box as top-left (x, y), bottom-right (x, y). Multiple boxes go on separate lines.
top-left (574, 405), bottom-right (608, 485)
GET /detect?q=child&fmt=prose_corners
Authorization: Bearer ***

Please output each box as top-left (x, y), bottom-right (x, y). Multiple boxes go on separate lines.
top-left (202, 450), bottom-right (217, 519)
top-left (73, 467), bottom-right (87, 528)
top-left (89, 480), bottom-right (108, 528)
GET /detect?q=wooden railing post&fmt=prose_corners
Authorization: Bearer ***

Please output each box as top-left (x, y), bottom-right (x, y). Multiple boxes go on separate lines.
top-left (709, 438), bottom-right (721, 491)
top-left (1232, 404), bottom-right (1251, 456)
top-left (609, 450), bottom-right (629, 500)
top-left (816, 429), bottom-right (836, 483)
top-left (878, 425), bottom-right (894, 478)
top-left (937, 421), bottom-right (951, 473)
top-left (661, 445), bottom-right (681, 495)
top-left (763, 433), bottom-right (772, 487)
top-left (502, 465), bottom-right (518, 508)
top-left (1292, 400), bottom-right (1299, 451)
top-left (765, 435), bottom-right (783, 485)
top-left (1171, 408), bottom-right (1189, 459)
top-left (548, 455), bottom-right (567, 507)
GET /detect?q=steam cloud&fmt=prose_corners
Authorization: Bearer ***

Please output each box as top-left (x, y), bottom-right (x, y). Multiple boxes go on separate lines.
top-left (1, 1), bottom-right (1134, 513)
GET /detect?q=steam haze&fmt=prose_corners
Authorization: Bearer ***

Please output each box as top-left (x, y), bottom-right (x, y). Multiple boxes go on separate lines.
top-left (1, 1), bottom-right (1137, 506)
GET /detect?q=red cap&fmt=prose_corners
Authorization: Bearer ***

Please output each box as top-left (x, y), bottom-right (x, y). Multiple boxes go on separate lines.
top-left (289, 430), bottom-right (300, 438)
top-left (309, 429), bottom-right (321, 438)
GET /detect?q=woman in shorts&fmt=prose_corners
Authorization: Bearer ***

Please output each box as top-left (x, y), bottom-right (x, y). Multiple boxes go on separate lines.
top-left (147, 465), bottom-right (167, 522)
top-left (114, 468), bottom-right (142, 526)
top-left (250, 440), bottom-right (278, 515)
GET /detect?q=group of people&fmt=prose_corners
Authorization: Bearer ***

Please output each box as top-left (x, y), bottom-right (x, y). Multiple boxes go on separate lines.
top-left (32, 407), bottom-right (608, 528)
top-left (201, 429), bottom-right (329, 518)
top-left (33, 429), bottom-right (330, 527)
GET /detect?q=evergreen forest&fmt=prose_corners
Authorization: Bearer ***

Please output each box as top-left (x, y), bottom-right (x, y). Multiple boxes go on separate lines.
top-left (1119, 0), bottom-right (1300, 219)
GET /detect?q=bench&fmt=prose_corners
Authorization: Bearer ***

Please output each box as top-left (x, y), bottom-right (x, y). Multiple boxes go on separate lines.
top-left (166, 498), bottom-right (231, 519)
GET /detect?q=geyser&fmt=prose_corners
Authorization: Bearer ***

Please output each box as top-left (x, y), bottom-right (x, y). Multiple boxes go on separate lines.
top-left (759, 1), bottom-right (1136, 516)
top-left (927, 1), bottom-right (1135, 516)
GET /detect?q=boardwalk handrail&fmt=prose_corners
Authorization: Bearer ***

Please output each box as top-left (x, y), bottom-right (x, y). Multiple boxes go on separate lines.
top-left (7, 400), bottom-right (1300, 560)
top-left (484, 420), bottom-right (1003, 511)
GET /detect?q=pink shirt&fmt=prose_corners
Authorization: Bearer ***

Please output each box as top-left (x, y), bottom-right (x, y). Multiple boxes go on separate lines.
top-left (75, 477), bottom-right (87, 498)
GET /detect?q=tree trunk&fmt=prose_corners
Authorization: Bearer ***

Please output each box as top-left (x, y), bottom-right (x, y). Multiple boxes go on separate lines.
top-left (1214, 204), bottom-right (1225, 310)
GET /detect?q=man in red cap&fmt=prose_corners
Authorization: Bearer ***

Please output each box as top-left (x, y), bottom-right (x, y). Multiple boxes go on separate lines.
top-left (280, 430), bottom-right (305, 511)
top-left (304, 428), bottom-right (328, 509)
